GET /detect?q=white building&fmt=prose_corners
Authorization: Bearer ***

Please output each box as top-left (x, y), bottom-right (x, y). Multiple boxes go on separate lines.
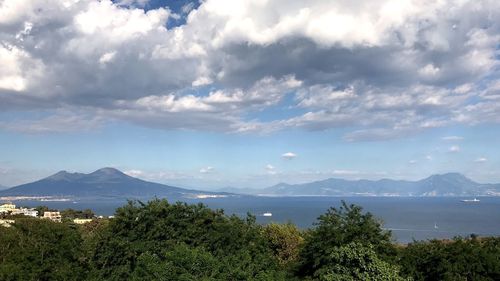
top-left (0, 203), bottom-right (16, 213)
top-left (43, 211), bottom-right (62, 222)
top-left (23, 209), bottom-right (39, 217)
top-left (15, 208), bottom-right (39, 217)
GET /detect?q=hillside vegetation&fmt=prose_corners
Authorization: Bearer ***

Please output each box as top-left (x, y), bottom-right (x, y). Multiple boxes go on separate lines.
top-left (1, 199), bottom-right (500, 280)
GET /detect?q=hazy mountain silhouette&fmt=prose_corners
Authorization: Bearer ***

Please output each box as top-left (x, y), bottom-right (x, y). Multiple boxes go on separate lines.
top-left (254, 173), bottom-right (500, 196)
top-left (3, 170), bottom-right (499, 198)
top-left (0, 167), bottom-right (230, 199)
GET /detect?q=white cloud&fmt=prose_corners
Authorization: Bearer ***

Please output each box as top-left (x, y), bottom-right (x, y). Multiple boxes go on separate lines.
top-left (192, 0), bottom-right (448, 49)
top-left (419, 64), bottom-right (440, 79)
top-left (0, 111), bottom-right (103, 134)
top-left (124, 169), bottom-right (144, 178)
top-left (265, 164), bottom-right (275, 170)
top-left (441, 136), bottom-right (464, 141)
top-left (0, 44), bottom-right (43, 92)
top-left (107, 75), bottom-right (300, 132)
top-left (332, 170), bottom-right (360, 176)
top-left (0, 0), bottom-right (499, 141)
top-left (199, 166), bottom-right (215, 173)
top-left (474, 157), bottom-right (488, 163)
top-left (281, 152), bottom-right (297, 160)
top-left (124, 169), bottom-right (196, 183)
top-left (181, 2), bottom-right (196, 14)
top-left (448, 145), bottom-right (461, 153)
top-left (409, 160), bottom-right (417, 164)
top-left (115, 0), bottom-right (150, 8)
top-left (73, 1), bottom-right (169, 41)
top-left (99, 51), bottom-right (116, 65)
top-left (265, 164), bottom-right (277, 175)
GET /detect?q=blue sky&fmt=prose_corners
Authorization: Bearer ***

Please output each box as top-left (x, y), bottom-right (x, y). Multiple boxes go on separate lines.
top-left (0, 0), bottom-right (499, 188)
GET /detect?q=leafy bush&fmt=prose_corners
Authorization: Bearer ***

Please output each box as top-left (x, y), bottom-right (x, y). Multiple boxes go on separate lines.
top-left (85, 199), bottom-right (286, 280)
top-left (398, 237), bottom-right (500, 281)
top-left (296, 200), bottom-right (396, 278)
top-left (0, 218), bottom-right (86, 281)
top-left (314, 242), bottom-right (406, 281)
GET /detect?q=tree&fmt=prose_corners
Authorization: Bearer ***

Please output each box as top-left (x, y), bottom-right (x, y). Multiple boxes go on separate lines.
top-left (130, 244), bottom-right (220, 281)
top-left (0, 218), bottom-right (86, 281)
top-left (262, 222), bottom-right (304, 267)
top-left (398, 237), bottom-right (500, 280)
top-left (85, 199), bottom-right (287, 280)
top-left (61, 208), bottom-right (95, 221)
top-left (315, 242), bottom-right (406, 281)
top-left (297, 200), bottom-right (396, 277)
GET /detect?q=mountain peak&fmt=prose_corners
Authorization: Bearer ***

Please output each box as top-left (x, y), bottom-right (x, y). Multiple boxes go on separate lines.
top-left (53, 170), bottom-right (69, 176)
top-left (46, 170), bottom-right (84, 181)
top-left (86, 167), bottom-right (130, 182)
top-left (426, 173), bottom-right (472, 182)
top-left (44, 168), bottom-right (129, 183)
top-left (0, 167), bottom-right (225, 198)
top-left (91, 167), bottom-right (125, 175)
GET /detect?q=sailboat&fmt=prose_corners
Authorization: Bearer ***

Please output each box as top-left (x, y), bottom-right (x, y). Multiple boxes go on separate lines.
top-left (434, 222), bottom-right (438, 229)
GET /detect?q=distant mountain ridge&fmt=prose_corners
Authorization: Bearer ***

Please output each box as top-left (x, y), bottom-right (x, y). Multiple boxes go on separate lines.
top-left (3, 170), bottom-right (500, 198)
top-left (0, 167), bottom-right (231, 199)
top-left (243, 173), bottom-right (500, 196)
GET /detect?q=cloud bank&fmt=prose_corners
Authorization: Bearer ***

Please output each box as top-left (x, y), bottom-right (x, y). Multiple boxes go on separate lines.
top-left (1, 0), bottom-right (499, 140)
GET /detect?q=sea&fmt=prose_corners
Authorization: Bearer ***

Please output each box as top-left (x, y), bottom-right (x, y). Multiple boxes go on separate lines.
top-left (11, 196), bottom-right (500, 243)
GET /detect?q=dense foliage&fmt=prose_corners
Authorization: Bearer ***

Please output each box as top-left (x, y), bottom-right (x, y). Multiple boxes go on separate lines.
top-left (398, 237), bottom-right (500, 280)
top-left (1, 199), bottom-right (500, 280)
top-left (0, 218), bottom-right (85, 281)
top-left (262, 222), bottom-right (304, 268)
top-left (60, 208), bottom-right (95, 220)
top-left (84, 200), bottom-right (285, 281)
top-left (313, 242), bottom-right (404, 281)
top-left (296, 201), bottom-right (396, 278)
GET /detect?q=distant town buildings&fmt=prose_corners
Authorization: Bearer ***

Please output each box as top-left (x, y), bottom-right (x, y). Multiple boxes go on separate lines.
top-left (43, 211), bottom-right (62, 222)
top-left (0, 203), bottom-right (38, 217)
top-left (0, 202), bottom-right (106, 226)
top-left (12, 208), bottom-right (38, 217)
top-left (0, 203), bottom-right (17, 213)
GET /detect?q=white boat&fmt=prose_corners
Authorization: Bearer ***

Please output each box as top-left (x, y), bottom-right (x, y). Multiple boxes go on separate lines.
top-left (434, 222), bottom-right (438, 229)
top-left (263, 212), bottom-right (273, 217)
top-left (461, 198), bottom-right (480, 203)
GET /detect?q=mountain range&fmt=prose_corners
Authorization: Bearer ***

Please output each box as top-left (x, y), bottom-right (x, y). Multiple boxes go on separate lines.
top-left (265, 173), bottom-right (500, 196)
top-left (1, 169), bottom-right (499, 199)
top-left (0, 168), bottom-right (231, 199)
top-left (225, 173), bottom-right (500, 197)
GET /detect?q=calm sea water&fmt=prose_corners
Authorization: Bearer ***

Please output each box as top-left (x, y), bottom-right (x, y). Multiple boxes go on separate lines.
top-left (12, 196), bottom-right (500, 243)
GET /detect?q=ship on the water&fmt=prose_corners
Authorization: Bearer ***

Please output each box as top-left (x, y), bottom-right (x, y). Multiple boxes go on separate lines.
top-left (461, 198), bottom-right (480, 203)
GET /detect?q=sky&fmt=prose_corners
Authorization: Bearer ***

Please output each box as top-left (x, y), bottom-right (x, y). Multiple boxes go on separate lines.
top-left (0, 0), bottom-right (499, 189)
